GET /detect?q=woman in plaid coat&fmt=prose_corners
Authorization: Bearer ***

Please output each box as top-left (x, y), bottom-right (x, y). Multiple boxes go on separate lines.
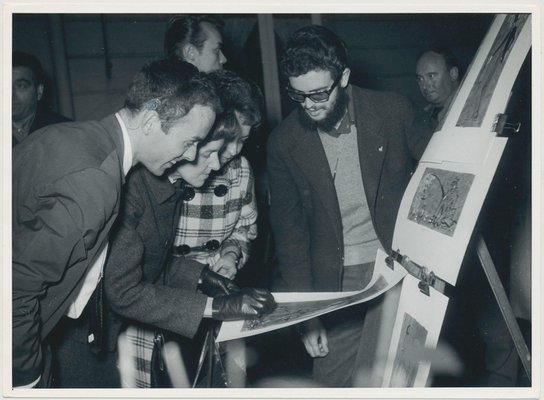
top-left (110, 71), bottom-right (265, 387)
top-left (171, 71), bottom-right (264, 279)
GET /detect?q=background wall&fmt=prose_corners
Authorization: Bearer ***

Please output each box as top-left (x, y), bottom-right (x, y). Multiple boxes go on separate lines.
top-left (13, 13), bottom-right (493, 122)
top-left (12, 13), bottom-right (496, 220)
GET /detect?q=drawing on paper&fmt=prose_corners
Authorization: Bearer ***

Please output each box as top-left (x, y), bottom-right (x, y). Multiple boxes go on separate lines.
top-left (408, 168), bottom-right (474, 236)
top-left (390, 313), bottom-right (428, 387)
top-left (457, 14), bottom-right (529, 127)
top-left (241, 275), bottom-right (388, 332)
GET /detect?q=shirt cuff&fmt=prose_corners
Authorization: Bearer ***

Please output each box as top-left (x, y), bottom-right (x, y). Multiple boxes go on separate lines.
top-left (203, 297), bottom-right (213, 318)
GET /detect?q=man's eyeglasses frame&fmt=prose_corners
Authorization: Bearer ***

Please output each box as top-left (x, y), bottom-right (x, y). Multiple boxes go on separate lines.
top-left (286, 74), bottom-right (342, 104)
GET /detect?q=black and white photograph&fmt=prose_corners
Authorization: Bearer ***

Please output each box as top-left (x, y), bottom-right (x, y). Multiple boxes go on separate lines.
top-left (2, 1), bottom-right (541, 399)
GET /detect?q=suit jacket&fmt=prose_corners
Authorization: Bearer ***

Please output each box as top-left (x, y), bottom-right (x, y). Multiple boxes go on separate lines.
top-left (12, 115), bottom-right (125, 386)
top-left (104, 166), bottom-right (207, 347)
top-left (267, 85), bottom-right (430, 292)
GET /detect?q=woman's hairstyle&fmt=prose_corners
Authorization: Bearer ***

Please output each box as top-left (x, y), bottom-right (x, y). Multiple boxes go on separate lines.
top-left (204, 109), bottom-right (241, 144)
top-left (207, 70), bottom-right (263, 129)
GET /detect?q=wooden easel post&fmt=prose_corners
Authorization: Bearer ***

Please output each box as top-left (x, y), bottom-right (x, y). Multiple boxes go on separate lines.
top-left (475, 235), bottom-right (531, 382)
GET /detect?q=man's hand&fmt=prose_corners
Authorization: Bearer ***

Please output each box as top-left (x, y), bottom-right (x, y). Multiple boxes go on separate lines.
top-left (299, 317), bottom-right (329, 358)
top-left (211, 253), bottom-right (238, 280)
top-left (212, 288), bottom-right (276, 321)
top-left (198, 265), bottom-right (239, 297)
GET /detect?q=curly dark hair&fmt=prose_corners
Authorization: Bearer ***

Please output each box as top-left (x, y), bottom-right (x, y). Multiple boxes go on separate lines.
top-left (280, 25), bottom-right (348, 81)
top-left (207, 69), bottom-right (263, 128)
top-left (124, 58), bottom-right (222, 132)
top-left (164, 15), bottom-right (224, 60)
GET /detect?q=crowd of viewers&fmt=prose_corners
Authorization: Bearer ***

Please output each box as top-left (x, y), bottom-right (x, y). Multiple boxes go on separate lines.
top-left (12, 14), bottom-right (525, 389)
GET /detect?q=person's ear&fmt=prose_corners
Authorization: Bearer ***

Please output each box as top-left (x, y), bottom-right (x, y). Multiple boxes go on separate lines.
top-left (182, 43), bottom-right (198, 63)
top-left (340, 68), bottom-right (351, 88)
top-left (36, 84), bottom-right (44, 101)
top-left (449, 66), bottom-right (459, 82)
top-left (141, 110), bottom-right (160, 135)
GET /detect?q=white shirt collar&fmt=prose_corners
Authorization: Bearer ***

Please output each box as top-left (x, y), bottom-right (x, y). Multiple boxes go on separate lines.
top-left (115, 112), bottom-right (133, 176)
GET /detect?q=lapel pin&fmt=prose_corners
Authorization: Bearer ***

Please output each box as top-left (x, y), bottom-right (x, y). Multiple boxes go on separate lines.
top-left (378, 146), bottom-right (383, 152)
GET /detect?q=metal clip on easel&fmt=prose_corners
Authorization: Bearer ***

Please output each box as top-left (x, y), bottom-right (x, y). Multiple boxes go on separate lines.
top-left (493, 113), bottom-right (521, 137)
top-left (385, 250), bottom-right (453, 297)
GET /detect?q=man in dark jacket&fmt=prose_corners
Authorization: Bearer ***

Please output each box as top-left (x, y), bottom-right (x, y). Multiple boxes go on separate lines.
top-left (12, 51), bottom-right (70, 147)
top-left (12, 59), bottom-right (222, 388)
top-left (415, 46), bottom-right (461, 132)
top-left (267, 25), bottom-right (430, 387)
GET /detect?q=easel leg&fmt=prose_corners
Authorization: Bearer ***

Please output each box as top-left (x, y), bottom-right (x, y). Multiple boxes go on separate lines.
top-left (476, 235), bottom-right (531, 382)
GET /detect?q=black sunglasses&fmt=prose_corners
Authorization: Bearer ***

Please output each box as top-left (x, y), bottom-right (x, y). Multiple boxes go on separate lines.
top-left (286, 75), bottom-right (342, 103)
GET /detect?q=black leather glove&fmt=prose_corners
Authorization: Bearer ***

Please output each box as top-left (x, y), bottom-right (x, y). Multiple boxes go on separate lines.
top-left (198, 265), bottom-right (239, 297)
top-left (212, 288), bottom-right (277, 321)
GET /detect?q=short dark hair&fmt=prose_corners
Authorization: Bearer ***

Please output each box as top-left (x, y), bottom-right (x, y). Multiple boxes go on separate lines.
top-left (124, 59), bottom-right (222, 132)
top-left (419, 46), bottom-right (461, 76)
top-left (207, 69), bottom-right (263, 128)
top-left (280, 25), bottom-right (348, 81)
top-left (164, 15), bottom-right (224, 60)
top-left (13, 51), bottom-right (44, 85)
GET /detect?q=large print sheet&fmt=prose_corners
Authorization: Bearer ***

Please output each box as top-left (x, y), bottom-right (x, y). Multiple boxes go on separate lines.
top-left (216, 249), bottom-right (407, 342)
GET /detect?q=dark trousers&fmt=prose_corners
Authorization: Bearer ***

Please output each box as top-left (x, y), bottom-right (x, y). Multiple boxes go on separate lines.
top-left (34, 344), bottom-right (53, 388)
top-left (48, 313), bottom-right (120, 388)
top-left (313, 262), bottom-right (376, 387)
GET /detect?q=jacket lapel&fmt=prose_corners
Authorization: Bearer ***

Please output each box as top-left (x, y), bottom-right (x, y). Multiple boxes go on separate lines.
top-left (352, 87), bottom-right (386, 218)
top-left (287, 115), bottom-right (343, 246)
top-left (143, 170), bottom-right (179, 241)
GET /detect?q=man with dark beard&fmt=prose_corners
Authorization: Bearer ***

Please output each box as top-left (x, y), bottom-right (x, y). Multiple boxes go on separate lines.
top-left (267, 25), bottom-right (430, 387)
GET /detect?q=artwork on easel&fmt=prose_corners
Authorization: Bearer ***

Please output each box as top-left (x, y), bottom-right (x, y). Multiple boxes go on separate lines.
top-left (408, 168), bottom-right (475, 237)
top-left (381, 274), bottom-right (449, 387)
top-left (457, 14), bottom-right (530, 127)
top-left (380, 13), bottom-right (532, 387)
top-left (389, 313), bottom-right (428, 387)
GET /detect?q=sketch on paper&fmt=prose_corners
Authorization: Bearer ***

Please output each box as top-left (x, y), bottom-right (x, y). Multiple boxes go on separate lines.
top-left (217, 248), bottom-right (408, 342)
top-left (457, 13), bottom-right (529, 127)
top-left (408, 167), bottom-right (475, 236)
top-left (242, 275), bottom-right (388, 331)
top-left (390, 313), bottom-right (428, 387)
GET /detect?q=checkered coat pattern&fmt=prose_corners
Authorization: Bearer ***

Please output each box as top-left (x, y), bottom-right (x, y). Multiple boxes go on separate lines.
top-left (173, 156), bottom-right (257, 268)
